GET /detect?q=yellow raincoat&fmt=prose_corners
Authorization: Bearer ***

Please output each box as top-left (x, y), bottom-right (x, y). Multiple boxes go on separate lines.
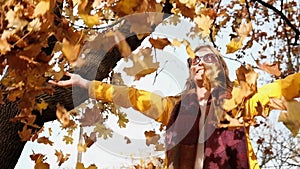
top-left (88, 72), bottom-right (300, 169)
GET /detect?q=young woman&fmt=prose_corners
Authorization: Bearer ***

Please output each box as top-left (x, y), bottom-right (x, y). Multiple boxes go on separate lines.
top-left (50, 45), bottom-right (300, 169)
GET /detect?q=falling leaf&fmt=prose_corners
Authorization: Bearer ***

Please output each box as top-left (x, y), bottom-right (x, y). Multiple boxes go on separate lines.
top-left (37, 136), bottom-right (53, 146)
top-left (79, 14), bottom-right (100, 28)
top-left (124, 136), bottom-right (131, 144)
top-left (83, 132), bottom-right (97, 147)
top-left (76, 162), bottom-right (98, 169)
top-left (63, 135), bottom-right (74, 144)
top-left (155, 143), bottom-right (165, 151)
top-left (48, 128), bottom-right (52, 136)
top-left (36, 99), bottom-right (48, 114)
top-left (194, 14), bottom-right (213, 37)
top-left (5, 9), bottom-right (28, 31)
top-left (93, 122), bottom-right (113, 139)
top-left (34, 155), bottom-right (50, 169)
top-left (18, 125), bottom-right (32, 141)
top-left (30, 152), bottom-right (45, 162)
top-left (123, 48), bottom-right (159, 80)
top-left (144, 130), bottom-right (160, 146)
top-left (226, 37), bottom-right (243, 54)
top-left (33, 0), bottom-right (50, 17)
top-left (236, 21), bottom-right (252, 38)
top-left (256, 60), bottom-right (281, 77)
top-left (62, 38), bottom-right (81, 64)
top-left (117, 112), bottom-right (129, 128)
top-left (149, 37), bottom-right (171, 50)
top-left (79, 106), bottom-right (104, 127)
top-left (56, 104), bottom-right (75, 128)
top-left (111, 0), bottom-right (141, 16)
top-left (0, 38), bottom-right (11, 54)
top-left (278, 100), bottom-right (300, 136)
top-left (54, 150), bottom-right (70, 166)
top-left (78, 143), bottom-right (87, 152)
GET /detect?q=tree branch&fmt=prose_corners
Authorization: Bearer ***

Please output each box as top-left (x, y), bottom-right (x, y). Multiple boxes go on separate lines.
top-left (251, 0), bottom-right (299, 45)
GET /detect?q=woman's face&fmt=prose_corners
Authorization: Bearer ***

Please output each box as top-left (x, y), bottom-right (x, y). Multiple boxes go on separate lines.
top-left (189, 47), bottom-right (220, 85)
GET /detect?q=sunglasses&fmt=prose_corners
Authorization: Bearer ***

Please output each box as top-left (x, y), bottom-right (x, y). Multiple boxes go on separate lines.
top-left (188, 53), bottom-right (218, 67)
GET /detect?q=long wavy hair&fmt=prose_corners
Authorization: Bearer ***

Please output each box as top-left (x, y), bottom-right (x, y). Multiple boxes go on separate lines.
top-left (184, 45), bottom-right (233, 93)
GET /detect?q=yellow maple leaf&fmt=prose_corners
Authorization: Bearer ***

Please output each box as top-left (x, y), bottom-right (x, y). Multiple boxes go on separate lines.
top-left (36, 99), bottom-right (48, 114)
top-left (93, 122), bottom-right (113, 139)
top-left (123, 48), bottom-right (159, 80)
top-left (194, 14), bottom-right (213, 37)
top-left (226, 37), bottom-right (243, 54)
top-left (33, 0), bottom-right (50, 17)
top-left (63, 135), bottom-right (73, 144)
top-left (278, 100), bottom-right (300, 136)
top-left (79, 14), bottom-right (100, 28)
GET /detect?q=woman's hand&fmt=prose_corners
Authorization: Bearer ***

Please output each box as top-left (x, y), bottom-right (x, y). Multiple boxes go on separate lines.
top-left (48, 72), bottom-right (91, 89)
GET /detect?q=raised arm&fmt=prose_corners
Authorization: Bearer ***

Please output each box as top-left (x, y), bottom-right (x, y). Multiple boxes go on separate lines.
top-left (49, 73), bottom-right (179, 125)
top-left (245, 72), bottom-right (300, 118)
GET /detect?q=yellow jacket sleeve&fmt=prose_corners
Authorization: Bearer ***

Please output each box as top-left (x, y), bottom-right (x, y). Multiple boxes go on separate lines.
top-left (88, 80), bottom-right (180, 125)
top-left (243, 72), bottom-right (300, 169)
top-left (245, 72), bottom-right (300, 118)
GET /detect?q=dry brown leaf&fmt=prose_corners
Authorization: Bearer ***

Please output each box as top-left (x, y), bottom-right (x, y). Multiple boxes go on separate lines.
top-left (18, 125), bottom-right (32, 141)
top-left (235, 21), bottom-right (252, 38)
top-left (144, 130), bottom-right (160, 146)
top-left (278, 100), bottom-right (300, 136)
top-left (54, 150), bottom-right (70, 166)
top-left (149, 37), bottom-right (171, 50)
top-left (79, 106), bottom-right (104, 127)
top-left (83, 132), bottom-right (97, 147)
top-left (124, 136), bottom-right (131, 144)
top-left (77, 143), bottom-right (87, 152)
top-left (123, 48), bottom-right (159, 80)
top-left (37, 136), bottom-right (54, 146)
top-left (256, 60), bottom-right (281, 77)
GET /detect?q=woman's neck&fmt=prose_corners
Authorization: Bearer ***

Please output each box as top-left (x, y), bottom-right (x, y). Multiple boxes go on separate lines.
top-left (196, 86), bottom-right (210, 101)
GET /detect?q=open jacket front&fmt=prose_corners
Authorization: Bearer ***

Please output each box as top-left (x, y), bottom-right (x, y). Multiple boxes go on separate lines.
top-left (87, 73), bottom-right (300, 169)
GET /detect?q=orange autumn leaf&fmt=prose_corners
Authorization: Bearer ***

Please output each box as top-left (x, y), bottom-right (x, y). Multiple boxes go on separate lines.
top-left (149, 37), bottom-right (171, 50)
top-left (256, 60), bottom-right (281, 77)
top-left (37, 136), bottom-right (54, 146)
top-left (54, 150), bottom-right (70, 166)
